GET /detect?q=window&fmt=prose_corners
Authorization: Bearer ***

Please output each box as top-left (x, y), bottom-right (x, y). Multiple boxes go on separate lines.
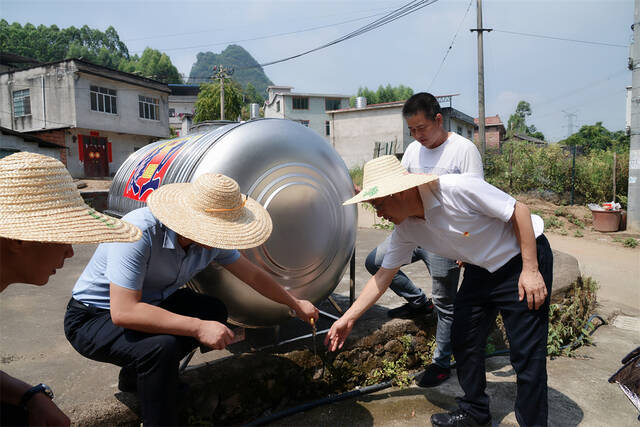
top-left (169, 108), bottom-right (176, 118)
top-left (468, 129), bottom-right (472, 139)
top-left (325, 98), bottom-right (341, 111)
top-left (457, 126), bottom-right (462, 135)
top-left (325, 121), bottom-right (330, 136)
top-left (90, 85), bottom-right (117, 114)
top-left (276, 100), bottom-right (281, 112)
top-left (139, 95), bottom-right (160, 120)
top-left (13, 89), bottom-right (31, 117)
top-left (298, 120), bottom-right (309, 127)
top-left (292, 96), bottom-right (308, 110)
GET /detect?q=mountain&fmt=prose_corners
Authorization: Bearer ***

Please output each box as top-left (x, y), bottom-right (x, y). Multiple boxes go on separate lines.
top-left (188, 45), bottom-right (273, 101)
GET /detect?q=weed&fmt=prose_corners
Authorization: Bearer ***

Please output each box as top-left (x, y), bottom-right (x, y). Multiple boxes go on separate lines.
top-left (623, 238), bottom-right (638, 248)
top-left (574, 230), bottom-right (583, 238)
top-left (544, 215), bottom-right (563, 229)
top-left (554, 208), bottom-right (568, 217)
top-left (367, 335), bottom-right (412, 387)
top-left (558, 228), bottom-right (568, 236)
top-left (568, 215), bottom-right (585, 229)
top-left (349, 165), bottom-right (364, 188)
top-left (531, 209), bottom-right (544, 216)
top-left (546, 276), bottom-right (598, 357)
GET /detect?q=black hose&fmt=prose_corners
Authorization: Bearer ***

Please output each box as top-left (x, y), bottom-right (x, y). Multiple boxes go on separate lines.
top-left (244, 379), bottom-right (394, 426)
top-left (246, 315), bottom-right (606, 425)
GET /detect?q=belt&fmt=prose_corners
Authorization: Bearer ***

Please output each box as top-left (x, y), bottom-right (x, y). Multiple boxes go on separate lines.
top-left (68, 297), bottom-right (109, 314)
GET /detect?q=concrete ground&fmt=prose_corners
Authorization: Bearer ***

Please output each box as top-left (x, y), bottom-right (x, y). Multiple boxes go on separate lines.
top-left (1, 228), bottom-right (639, 426)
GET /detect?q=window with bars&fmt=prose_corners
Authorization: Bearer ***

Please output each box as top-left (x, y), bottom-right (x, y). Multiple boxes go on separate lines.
top-left (139, 95), bottom-right (160, 120)
top-left (325, 121), bottom-right (330, 136)
top-left (13, 89), bottom-right (31, 117)
top-left (325, 98), bottom-right (341, 111)
top-left (292, 96), bottom-right (308, 110)
top-left (90, 86), bottom-right (117, 114)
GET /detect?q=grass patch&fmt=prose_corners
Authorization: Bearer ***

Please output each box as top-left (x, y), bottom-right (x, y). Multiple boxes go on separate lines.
top-left (623, 238), bottom-right (638, 248)
top-left (574, 230), bottom-right (583, 238)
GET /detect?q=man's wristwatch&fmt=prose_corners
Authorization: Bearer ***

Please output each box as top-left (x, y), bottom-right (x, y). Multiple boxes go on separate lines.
top-left (19, 383), bottom-right (54, 409)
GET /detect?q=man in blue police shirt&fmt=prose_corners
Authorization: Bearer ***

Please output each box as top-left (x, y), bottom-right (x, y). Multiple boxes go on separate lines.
top-left (64, 173), bottom-right (319, 426)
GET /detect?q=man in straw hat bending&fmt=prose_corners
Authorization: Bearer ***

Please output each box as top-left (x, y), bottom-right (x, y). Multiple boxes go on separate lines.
top-left (0, 152), bottom-right (141, 426)
top-left (325, 155), bottom-right (552, 427)
top-left (64, 172), bottom-right (319, 426)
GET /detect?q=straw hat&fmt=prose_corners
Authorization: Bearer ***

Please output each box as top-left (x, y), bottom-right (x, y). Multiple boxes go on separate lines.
top-left (146, 173), bottom-right (272, 250)
top-left (343, 155), bottom-right (438, 205)
top-left (0, 152), bottom-right (141, 244)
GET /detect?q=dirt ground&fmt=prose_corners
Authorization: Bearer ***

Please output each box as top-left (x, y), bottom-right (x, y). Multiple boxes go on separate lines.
top-left (516, 194), bottom-right (639, 249)
top-left (74, 178), bottom-right (112, 192)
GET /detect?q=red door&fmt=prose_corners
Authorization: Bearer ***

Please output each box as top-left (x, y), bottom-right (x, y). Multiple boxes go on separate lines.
top-left (81, 135), bottom-right (109, 177)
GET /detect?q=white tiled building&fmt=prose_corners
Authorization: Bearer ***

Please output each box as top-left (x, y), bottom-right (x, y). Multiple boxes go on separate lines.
top-left (264, 85), bottom-right (351, 141)
top-left (0, 58), bottom-right (170, 177)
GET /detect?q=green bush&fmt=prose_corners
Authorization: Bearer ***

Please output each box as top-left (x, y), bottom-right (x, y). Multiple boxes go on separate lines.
top-left (485, 142), bottom-right (629, 204)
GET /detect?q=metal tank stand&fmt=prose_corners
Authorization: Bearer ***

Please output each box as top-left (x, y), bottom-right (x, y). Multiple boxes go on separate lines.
top-left (179, 248), bottom-right (357, 373)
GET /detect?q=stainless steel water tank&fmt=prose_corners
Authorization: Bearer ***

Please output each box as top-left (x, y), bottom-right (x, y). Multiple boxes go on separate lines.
top-left (108, 118), bottom-right (357, 327)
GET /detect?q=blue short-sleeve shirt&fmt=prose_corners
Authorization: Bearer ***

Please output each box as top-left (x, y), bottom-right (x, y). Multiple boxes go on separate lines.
top-left (72, 207), bottom-right (241, 309)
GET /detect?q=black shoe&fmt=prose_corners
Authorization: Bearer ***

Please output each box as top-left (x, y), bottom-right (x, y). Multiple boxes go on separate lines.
top-left (387, 300), bottom-right (434, 319)
top-left (430, 408), bottom-right (491, 427)
top-left (118, 365), bottom-right (137, 393)
top-left (417, 363), bottom-right (451, 387)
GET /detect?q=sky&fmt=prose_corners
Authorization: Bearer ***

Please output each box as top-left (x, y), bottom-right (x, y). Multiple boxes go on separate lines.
top-left (0, 0), bottom-right (632, 142)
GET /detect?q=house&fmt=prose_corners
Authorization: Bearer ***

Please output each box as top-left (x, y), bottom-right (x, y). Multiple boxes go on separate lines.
top-left (474, 114), bottom-right (506, 149)
top-left (263, 85), bottom-right (351, 141)
top-left (513, 133), bottom-right (547, 146)
top-left (168, 84), bottom-right (200, 137)
top-left (327, 94), bottom-right (476, 169)
top-left (0, 58), bottom-right (170, 178)
top-left (0, 126), bottom-right (64, 160)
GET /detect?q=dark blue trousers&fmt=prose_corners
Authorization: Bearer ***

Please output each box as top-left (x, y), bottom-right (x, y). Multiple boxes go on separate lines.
top-left (453, 235), bottom-right (553, 427)
top-left (64, 288), bottom-right (227, 426)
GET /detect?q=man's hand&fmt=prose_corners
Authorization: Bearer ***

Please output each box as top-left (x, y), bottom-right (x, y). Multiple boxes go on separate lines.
top-left (195, 320), bottom-right (235, 350)
top-left (293, 299), bottom-right (319, 324)
top-left (26, 393), bottom-right (70, 426)
top-left (324, 316), bottom-right (355, 352)
top-left (518, 268), bottom-right (548, 310)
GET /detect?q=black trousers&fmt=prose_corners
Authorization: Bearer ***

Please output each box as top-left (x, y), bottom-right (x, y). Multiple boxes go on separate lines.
top-left (64, 288), bottom-right (228, 426)
top-left (452, 235), bottom-right (553, 427)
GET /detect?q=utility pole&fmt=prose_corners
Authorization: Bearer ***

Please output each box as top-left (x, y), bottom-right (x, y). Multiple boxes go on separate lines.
top-left (563, 110), bottom-right (578, 205)
top-left (471, 0), bottom-right (492, 165)
top-left (212, 65), bottom-right (234, 120)
top-left (629, 0), bottom-right (640, 231)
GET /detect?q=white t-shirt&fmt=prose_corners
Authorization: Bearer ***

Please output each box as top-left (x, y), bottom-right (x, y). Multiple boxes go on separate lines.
top-left (381, 174), bottom-right (544, 273)
top-left (401, 133), bottom-right (484, 178)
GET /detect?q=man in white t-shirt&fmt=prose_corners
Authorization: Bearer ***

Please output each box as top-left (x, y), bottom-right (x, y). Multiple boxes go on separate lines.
top-left (365, 92), bottom-right (483, 387)
top-left (327, 155), bottom-right (553, 427)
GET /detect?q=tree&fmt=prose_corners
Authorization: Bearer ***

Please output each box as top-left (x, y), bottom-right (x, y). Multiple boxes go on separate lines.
top-left (506, 100), bottom-right (545, 141)
top-left (193, 79), bottom-right (244, 123)
top-left (563, 122), bottom-right (630, 153)
top-left (120, 48), bottom-right (183, 83)
top-left (350, 84), bottom-right (414, 107)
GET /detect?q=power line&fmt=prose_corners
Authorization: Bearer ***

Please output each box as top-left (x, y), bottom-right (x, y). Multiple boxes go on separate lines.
top-left (123, 5), bottom-right (399, 43)
top-left (131, 11), bottom-right (392, 54)
top-left (246, 0), bottom-right (440, 70)
top-left (428, 0), bottom-right (473, 90)
top-left (493, 29), bottom-right (627, 48)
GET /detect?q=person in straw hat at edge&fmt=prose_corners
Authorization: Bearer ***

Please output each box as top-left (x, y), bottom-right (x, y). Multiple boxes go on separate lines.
top-left (0, 152), bottom-right (142, 426)
top-left (63, 172), bottom-right (319, 426)
top-left (325, 155), bottom-right (553, 427)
